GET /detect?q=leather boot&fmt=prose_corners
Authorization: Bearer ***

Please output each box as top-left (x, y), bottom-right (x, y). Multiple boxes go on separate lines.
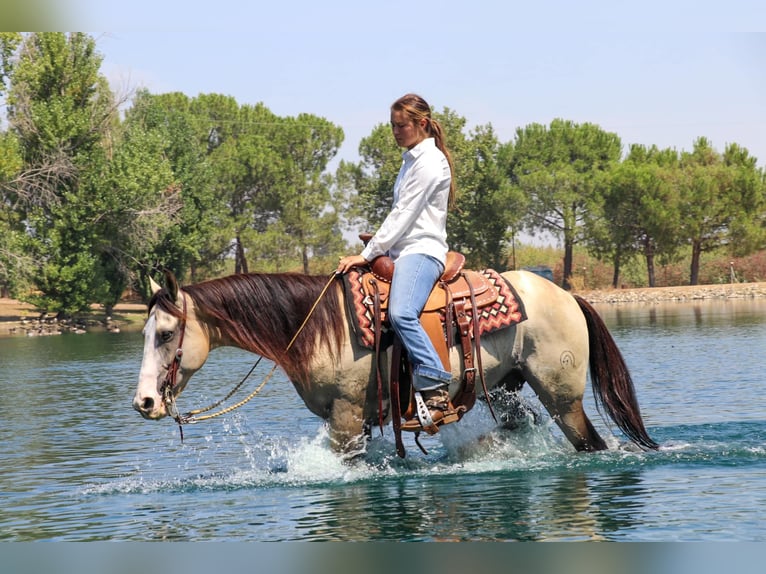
top-left (401, 386), bottom-right (461, 435)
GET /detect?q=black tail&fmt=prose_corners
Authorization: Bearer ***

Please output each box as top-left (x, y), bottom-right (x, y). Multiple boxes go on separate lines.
top-left (574, 295), bottom-right (658, 450)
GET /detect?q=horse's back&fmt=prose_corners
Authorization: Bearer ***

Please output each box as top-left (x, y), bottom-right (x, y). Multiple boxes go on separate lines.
top-left (501, 269), bottom-right (583, 321)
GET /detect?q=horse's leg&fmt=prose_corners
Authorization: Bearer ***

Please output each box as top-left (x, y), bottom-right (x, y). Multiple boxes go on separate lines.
top-left (551, 398), bottom-right (607, 452)
top-left (492, 375), bottom-right (541, 430)
top-left (530, 380), bottom-right (607, 451)
top-left (327, 398), bottom-right (368, 457)
top-left (522, 359), bottom-right (608, 452)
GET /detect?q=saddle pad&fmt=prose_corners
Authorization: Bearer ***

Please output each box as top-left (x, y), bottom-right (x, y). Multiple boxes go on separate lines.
top-left (342, 268), bottom-right (527, 349)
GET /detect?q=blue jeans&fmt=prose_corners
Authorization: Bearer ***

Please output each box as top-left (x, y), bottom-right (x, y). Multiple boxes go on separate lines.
top-left (388, 253), bottom-right (452, 391)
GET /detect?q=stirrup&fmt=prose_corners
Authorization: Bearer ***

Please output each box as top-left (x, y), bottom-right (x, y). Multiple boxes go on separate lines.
top-left (401, 392), bottom-right (462, 435)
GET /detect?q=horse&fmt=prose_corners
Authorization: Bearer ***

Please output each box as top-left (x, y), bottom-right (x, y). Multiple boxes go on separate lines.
top-left (132, 269), bottom-right (658, 456)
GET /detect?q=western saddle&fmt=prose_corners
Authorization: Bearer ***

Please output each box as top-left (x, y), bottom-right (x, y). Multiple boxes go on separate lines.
top-left (355, 234), bottom-right (499, 456)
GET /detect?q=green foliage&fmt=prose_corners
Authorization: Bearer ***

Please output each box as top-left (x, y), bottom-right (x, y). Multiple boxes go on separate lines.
top-left (677, 138), bottom-right (765, 284)
top-left (5, 33), bottom-right (118, 315)
top-left (590, 145), bottom-right (684, 287)
top-left (0, 33), bottom-right (22, 95)
top-left (447, 121), bottom-right (526, 269)
top-left (337, 122), bottom-right (401, 232)
top-left (510, 119), bottom-right (622, 288)
top-left (124, 90), bottom-right (227, 285)
top-left (275, 114), bottom-right (345, 273)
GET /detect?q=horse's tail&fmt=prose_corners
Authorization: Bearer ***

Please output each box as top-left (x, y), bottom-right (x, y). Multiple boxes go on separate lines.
top-left (574, 295), bottom-right (659, 450)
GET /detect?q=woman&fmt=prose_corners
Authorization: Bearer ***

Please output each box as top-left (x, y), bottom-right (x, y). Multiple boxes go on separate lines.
top-left (336, 93), bottom-right (458, 434)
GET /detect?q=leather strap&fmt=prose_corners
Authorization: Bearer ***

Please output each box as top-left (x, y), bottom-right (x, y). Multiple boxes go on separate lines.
top-left (390, 337), bottom-right (406, 458)
top-left (467, 273), bottom-right (496, 422)
top-left (453, 297), bottom-right (476, 412)
top-left (370, 277), bottom-right (387, 434)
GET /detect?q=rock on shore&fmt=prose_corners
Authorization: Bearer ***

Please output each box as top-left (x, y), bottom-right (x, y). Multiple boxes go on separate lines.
top-left (575, 282), bottom-right (766, 304)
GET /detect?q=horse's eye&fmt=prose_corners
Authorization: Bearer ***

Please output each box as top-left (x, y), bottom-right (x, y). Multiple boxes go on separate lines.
top-left (159, 330), bottom-right (174, 343)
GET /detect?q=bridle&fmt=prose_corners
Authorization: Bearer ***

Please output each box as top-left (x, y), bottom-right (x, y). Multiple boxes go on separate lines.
top-left (159, 293), bottom-right (188, 436)
top-left (156, 273), bottom-right (339, 441)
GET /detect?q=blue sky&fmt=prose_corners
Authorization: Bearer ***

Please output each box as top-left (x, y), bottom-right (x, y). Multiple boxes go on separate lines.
top-left (19, 2), bottom-right (766, 168)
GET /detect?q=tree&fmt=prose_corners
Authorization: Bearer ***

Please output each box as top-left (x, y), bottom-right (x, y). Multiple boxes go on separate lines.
top-left (0, 130), bottom-right (33, 297)
top-left (590, 145), bottom-right (682, 287)
top-left (123, 91), bottom-right (226, 286)
top-left (274, 113), bottom-right (345, 273)
top-left (336, 122), bottom-right (401, 235)
top-left (198, 97), bottom-right (284, 273)
top-left (448, 121), bottom-right (525, 269)
top-left (5, 33), bottom-right (122, 315)
top-left (510, 119), bottom-right (622, 289)
top-left (0, 33), bottom-right (22, 95)
top-left (722, 143), bottom-right (766, 255)
top-left (678, 138), bottom-right (764, 285)
top-left (91, 111), bottom-right (179, 310)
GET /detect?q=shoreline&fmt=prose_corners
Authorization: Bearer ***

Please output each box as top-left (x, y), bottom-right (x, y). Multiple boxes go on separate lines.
top-left (0, 299), bottom-right (147, 336)
top-left (574, 281), bottom-right (766, 304)
top-left (1, 281), bottom-right (765, 336)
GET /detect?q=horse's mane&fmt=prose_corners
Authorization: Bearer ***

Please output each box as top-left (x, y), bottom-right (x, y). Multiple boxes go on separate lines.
top-left (150, 273), bottom-right (346, 383)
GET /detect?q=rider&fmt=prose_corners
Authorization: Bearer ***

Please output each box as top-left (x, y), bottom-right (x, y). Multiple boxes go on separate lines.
top-left (336, 93), bottom-right (458, 433)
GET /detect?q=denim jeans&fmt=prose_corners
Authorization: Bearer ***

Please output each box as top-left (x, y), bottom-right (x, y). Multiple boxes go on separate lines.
top-left (388, 253), bottom-right (452, 391)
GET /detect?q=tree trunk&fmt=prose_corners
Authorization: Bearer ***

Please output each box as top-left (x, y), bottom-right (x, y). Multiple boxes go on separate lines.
top-left (689, 240), bottom-right (702, 285)
top-left (644, 237), bottom-right (656, 287)
top-left (302, 245), bottom-right (309, 274)
top-left (611, 252), bottom-right (621, 288)
top-left (562, 238), bottom-right (574, 290)
top-left (234, 235), bottom-right (249, 274)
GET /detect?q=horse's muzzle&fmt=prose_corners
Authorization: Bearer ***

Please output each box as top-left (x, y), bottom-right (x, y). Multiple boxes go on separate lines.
top-left (133, 395), bottom-right (165, 419)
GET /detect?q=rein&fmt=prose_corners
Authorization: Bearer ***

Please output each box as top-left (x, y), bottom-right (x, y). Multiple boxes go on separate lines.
top-left (160, 273), bottom-right (340, 439)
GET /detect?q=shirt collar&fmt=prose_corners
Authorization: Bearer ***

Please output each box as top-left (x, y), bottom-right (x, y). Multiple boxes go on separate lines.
top-left (402, 137), bottom-right (436, 161)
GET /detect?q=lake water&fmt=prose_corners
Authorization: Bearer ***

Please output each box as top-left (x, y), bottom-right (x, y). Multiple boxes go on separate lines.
top-left (1, 299), bottom-right (765, 544)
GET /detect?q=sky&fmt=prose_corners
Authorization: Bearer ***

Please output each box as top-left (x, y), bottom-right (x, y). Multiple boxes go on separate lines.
top-left (5, 1), bottom-right (766, 171)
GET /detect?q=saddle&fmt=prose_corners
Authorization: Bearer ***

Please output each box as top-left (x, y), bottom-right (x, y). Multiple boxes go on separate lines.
top-left (354, 235), bottom-right (500, 456)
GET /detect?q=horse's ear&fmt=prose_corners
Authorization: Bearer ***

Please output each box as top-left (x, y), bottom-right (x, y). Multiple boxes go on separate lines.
top-left (149, 276), bottom-right (162, 295)
top-left (164, 270), bottom-right (180, 302)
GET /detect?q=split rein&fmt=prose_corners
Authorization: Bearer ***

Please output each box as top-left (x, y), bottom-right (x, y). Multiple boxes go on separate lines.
top-left (160, 273), bottom-right (339, 441)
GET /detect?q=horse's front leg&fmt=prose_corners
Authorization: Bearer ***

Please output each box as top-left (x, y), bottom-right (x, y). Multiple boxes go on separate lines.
top-left (328, 398), bottom-right (369, 458)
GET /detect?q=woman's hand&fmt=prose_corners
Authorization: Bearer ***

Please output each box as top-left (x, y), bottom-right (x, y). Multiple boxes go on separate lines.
top-left (336, 254), bottom-right (368, 274)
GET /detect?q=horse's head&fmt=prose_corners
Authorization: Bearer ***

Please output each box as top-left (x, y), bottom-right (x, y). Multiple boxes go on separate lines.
top-left (132, 272), bottom-right (211, 420)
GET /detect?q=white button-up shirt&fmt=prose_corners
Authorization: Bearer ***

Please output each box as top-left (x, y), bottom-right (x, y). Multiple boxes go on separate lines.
top-left (361, 137), bottom-right (451, 265)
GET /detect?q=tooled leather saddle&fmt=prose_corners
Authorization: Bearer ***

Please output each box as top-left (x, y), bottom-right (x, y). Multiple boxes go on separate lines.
top-left (350, 234), bottom-right (506, 457)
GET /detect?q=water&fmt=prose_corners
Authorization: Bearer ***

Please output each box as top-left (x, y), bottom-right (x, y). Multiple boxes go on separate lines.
top-left (1, 299), bottom-right (765, 542)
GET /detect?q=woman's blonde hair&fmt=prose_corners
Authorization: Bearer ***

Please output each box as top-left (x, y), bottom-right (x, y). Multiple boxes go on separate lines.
top-left (391, 93), bottom-right (456, 209)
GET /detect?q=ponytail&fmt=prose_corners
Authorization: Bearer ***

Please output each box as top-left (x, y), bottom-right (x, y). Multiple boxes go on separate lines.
top-left (391, 94), bottom-right (457, 209)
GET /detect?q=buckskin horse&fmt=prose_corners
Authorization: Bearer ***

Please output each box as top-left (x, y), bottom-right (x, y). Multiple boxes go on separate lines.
top-left (132, 267), bottom-right (657, 457)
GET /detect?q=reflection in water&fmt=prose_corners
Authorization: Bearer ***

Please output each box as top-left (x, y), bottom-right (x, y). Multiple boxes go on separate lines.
top-left (599, 299), bottom-right (765, 331)
top-left (289, 464), bottom-right (649, 541)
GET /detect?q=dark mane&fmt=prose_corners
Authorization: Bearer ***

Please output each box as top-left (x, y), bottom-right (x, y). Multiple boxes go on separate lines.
top-left (152, 273), bottom-right (346, 383)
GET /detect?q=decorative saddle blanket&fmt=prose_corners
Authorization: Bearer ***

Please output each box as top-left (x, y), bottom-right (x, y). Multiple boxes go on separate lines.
top-left (342, 266), bottom-right (527, 350)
